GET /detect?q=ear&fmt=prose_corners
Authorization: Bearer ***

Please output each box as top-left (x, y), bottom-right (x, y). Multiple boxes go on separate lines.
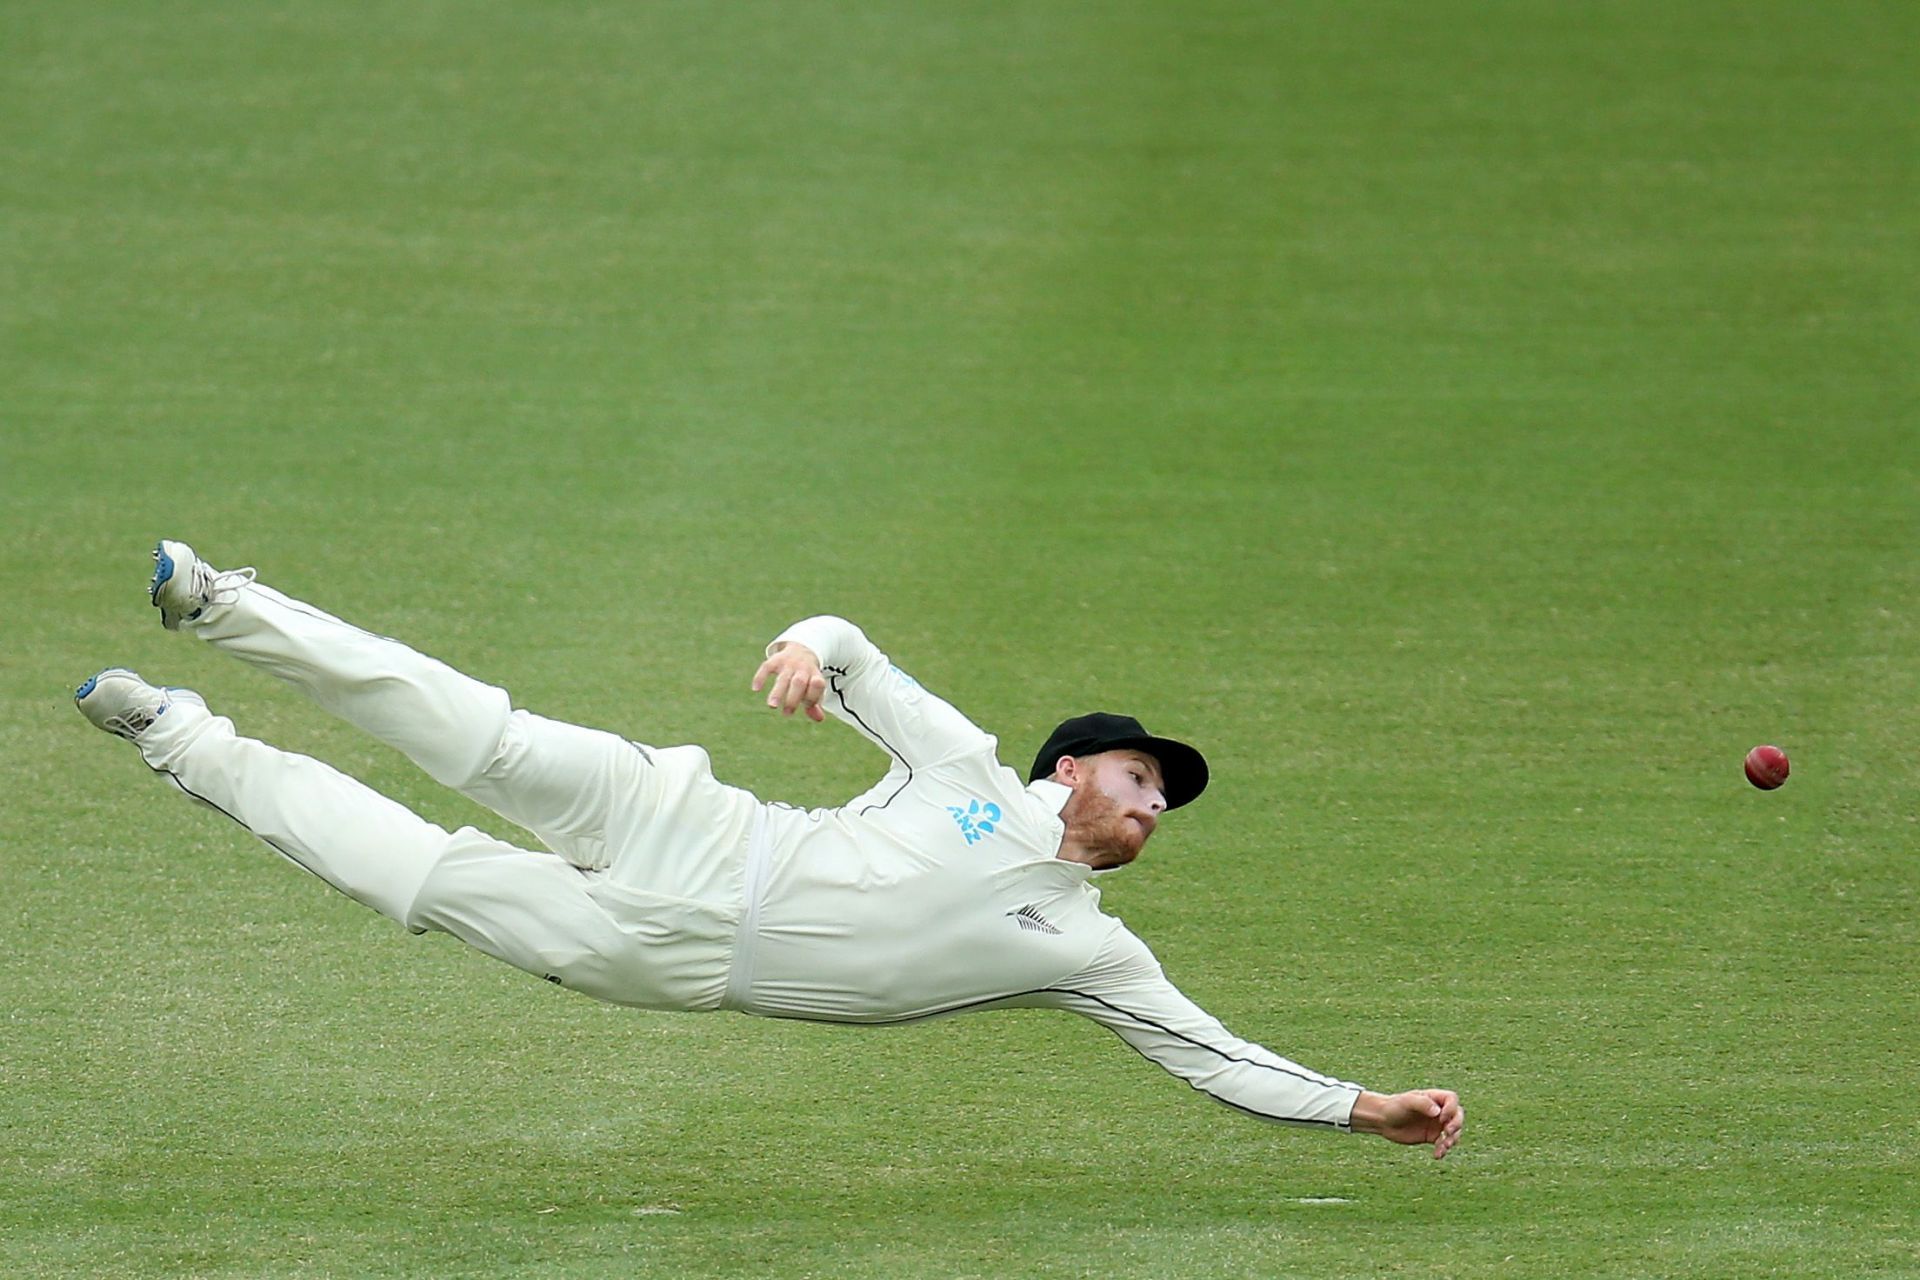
top-left (1052, 755), bottom-right (1083, 785)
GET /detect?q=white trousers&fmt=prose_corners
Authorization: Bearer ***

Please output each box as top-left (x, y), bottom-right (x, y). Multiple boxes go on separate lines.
top-left (135, 578), bottom-right (754, 1011)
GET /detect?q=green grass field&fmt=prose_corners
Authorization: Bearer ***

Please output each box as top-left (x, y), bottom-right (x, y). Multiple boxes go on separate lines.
top-left (4, 2), bottom-right (1915, 1276)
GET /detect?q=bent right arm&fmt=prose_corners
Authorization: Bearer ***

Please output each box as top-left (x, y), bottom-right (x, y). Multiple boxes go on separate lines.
top-left (753, 616), bottom-right (997, 770)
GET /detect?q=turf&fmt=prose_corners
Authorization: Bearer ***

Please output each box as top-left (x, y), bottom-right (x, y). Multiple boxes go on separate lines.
top-left (3, 1), bottom-right (1916, 1276)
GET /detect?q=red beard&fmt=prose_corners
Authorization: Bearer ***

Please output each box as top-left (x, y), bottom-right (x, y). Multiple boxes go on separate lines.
top-left (1060, 780), bottom-right (1150, 868)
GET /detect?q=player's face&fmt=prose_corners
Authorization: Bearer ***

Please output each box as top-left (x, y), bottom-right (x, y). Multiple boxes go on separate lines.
top-left (1059, 750), bottom-right (1168, 869)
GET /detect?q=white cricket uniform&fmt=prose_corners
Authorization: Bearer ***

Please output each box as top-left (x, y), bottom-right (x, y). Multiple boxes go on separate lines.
top-left (136, 581), bottom-right (1363, 1132)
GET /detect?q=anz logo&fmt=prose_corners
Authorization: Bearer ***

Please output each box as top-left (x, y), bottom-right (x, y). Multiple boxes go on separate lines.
top-left (947, 797), bottom-right (1002, 845)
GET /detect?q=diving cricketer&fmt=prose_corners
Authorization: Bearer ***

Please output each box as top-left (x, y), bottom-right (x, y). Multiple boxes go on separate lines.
top-left (77, 540), bottom-right (1464, 1159)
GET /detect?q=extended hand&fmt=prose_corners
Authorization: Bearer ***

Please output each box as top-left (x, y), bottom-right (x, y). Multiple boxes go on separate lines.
top-left (752, 643), bottom-right (827, 722)
top-left (1350, 1089), bottom-right (1464, 1159)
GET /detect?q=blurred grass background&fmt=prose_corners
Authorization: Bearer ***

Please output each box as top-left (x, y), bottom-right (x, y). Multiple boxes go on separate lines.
top-left (3, 2), bottom-right (1915, 1276)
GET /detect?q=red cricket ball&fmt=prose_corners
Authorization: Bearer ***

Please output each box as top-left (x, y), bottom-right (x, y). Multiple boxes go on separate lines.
top-left (1744, 744), bottom-right (1790, 790)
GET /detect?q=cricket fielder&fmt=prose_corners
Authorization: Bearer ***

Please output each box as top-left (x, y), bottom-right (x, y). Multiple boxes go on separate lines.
top-left (76, 540), bottom-right (1464, 1158)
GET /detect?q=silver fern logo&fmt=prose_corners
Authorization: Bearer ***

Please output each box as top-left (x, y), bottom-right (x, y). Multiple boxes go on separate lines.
top-left (1008, 904), bottom-right (1061, 935)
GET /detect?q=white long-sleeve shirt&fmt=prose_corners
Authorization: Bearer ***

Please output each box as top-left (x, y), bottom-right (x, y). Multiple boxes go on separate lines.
top-left (738, 616), bottom-right (1364, 1132)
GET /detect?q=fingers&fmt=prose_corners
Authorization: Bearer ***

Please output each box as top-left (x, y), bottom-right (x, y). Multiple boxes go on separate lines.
top-left (769, 666), bottom-right (800, 713)
top-left (754, 653), bottom-right (826, 717)
top-left (1428, 1091), bottom-right (1464, 1160)
top-left (778, 669), bottom-right (826, 716)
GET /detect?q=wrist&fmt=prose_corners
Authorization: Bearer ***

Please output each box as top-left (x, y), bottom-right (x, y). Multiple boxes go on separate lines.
top-left (1346, 1090), bottom-right (1385, 1135)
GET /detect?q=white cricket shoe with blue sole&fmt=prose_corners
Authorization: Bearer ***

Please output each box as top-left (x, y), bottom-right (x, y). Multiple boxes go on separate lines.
top-left (150, 539), bottom-right (252, 631)
top-left (74, 668), bottom-right (207, 741)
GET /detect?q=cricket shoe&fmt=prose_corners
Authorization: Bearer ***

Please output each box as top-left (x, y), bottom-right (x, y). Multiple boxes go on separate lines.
top-left (150, 539), bottom-right (254, 631)
top-left (74, 668), bottom-right (207, 741)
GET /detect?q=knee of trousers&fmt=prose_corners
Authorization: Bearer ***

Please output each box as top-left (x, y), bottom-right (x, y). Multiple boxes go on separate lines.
top-left (419, 683), bottom-right (515, 790)
top-left (405, 830), bottom-right (732, 1011)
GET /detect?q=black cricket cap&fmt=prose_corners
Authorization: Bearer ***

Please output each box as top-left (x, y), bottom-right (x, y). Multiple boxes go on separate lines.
top-left (1028, 712), bottom-right (1210, 810)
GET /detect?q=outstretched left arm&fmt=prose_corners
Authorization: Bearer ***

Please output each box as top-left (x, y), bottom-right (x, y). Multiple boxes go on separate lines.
top-left (1031, 929), bottom-right (1465, 1158)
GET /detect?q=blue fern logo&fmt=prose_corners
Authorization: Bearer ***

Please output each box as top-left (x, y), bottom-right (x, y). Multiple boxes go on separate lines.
top-left (948, 798), bottom-right (1002, 845)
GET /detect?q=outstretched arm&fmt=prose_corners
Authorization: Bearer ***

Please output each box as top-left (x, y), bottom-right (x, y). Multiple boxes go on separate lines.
top-left (1031, 929), bottom-right (1466, 1158)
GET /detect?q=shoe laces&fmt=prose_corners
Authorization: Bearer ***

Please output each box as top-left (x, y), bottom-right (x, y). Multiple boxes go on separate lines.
top-left (196, 563), bottom-right (257, 610)
top-left (101, 706), bottom-right (160, 741)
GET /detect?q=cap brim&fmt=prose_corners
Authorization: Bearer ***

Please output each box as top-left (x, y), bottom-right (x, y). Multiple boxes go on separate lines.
top-left (1110, 735), bottom-right (1209, 810)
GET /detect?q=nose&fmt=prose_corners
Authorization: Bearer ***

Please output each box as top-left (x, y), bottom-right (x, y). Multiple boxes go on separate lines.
top-left (1148, 790), bottom-right (1167, 814)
